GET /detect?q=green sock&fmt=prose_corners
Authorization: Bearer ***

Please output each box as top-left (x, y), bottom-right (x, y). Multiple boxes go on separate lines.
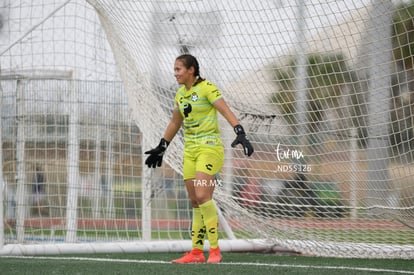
top-left (191, 207), bottom-right (206, 250)
top-left (199, 200), bottom-right (219, 249)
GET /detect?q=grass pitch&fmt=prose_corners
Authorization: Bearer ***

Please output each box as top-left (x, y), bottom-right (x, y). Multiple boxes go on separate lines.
top-left (1, 252), bottom-right (414, 275)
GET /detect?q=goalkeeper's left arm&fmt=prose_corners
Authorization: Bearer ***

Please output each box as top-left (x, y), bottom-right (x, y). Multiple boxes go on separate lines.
top-left (213, 98), bottom-right (254, 157)
top-left (231, 124), bottom-right (254, 156)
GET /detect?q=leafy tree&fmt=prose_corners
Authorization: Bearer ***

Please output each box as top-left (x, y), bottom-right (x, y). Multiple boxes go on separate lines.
top-left (271, 53), bottom-right (351, 133)
top-left (271, 1), bottom-right (414, 153)
top-left (391, 1), bottom-right (414, 159)
top-left (393, 2), bottom-right (414, 71)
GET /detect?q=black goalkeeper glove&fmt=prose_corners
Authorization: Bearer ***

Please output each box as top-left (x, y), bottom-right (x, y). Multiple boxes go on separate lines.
top-left (144, 138), bottom-right (170, 168)
top-left (231, 125), bottom-right (254, 156)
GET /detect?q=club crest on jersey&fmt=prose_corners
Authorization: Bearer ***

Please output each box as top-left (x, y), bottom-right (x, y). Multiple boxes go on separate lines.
top-left (191, 92), bottom-right (198, 102)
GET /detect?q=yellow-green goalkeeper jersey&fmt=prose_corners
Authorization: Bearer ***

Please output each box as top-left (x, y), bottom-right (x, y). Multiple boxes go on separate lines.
top-left (175, 79), bottom-right (223, 149)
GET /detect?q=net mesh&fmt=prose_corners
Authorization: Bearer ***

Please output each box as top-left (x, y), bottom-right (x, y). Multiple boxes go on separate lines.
top-left (1, 0), bottom-right (414, 258)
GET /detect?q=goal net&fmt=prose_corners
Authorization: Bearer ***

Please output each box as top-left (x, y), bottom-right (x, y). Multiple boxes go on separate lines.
top-left (0, 0), bottom-right (414, 258)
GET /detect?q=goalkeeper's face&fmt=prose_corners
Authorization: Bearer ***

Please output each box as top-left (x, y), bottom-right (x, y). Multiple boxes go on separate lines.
top-left (174, 60), bottom-right (195, 86)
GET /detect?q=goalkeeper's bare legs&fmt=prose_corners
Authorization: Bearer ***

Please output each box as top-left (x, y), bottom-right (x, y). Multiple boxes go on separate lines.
top-left (189, 172), bottom-right (222, 262)
top-left (186, 171), bottom-right (217, 206)
top-left (172, 172), bottom-right (222, 264)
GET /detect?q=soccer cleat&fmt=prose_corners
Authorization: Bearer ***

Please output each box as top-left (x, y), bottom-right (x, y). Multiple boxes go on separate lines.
top-left (207, 247), bottom-right (222, 263)
top-left (171, 249), bottom-right (205, 264)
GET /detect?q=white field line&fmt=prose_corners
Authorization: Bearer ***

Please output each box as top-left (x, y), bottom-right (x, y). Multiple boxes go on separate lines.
top-left (1, 255), bottom-right (413, 274)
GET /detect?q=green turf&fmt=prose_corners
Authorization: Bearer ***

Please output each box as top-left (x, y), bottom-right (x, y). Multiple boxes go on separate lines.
top-left (1, 252), bottom-right (413, 275)
top-left (5, 227), bottom-right (413, 245)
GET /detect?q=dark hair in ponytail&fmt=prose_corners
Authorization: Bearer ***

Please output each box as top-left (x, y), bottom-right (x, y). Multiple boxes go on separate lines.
top-left (176, 54), bottom-right (205, 85)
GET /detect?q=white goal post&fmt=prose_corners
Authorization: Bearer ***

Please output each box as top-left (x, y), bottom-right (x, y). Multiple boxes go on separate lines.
top-left (0, 0), bottom-right (414, 259)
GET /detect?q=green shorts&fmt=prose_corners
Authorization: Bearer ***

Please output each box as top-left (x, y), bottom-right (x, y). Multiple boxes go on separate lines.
top-left (183, 145), bottom-right (224, 180)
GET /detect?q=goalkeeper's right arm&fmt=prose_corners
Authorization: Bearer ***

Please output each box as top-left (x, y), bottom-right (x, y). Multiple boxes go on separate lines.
top-left (144, 138), bottom-right (170, 168)
top-left (144, 109), bottom-right (183, 168)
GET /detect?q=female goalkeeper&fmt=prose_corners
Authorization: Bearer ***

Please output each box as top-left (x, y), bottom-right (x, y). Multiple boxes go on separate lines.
top-left (144, 54), bottom-right (254, 264)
